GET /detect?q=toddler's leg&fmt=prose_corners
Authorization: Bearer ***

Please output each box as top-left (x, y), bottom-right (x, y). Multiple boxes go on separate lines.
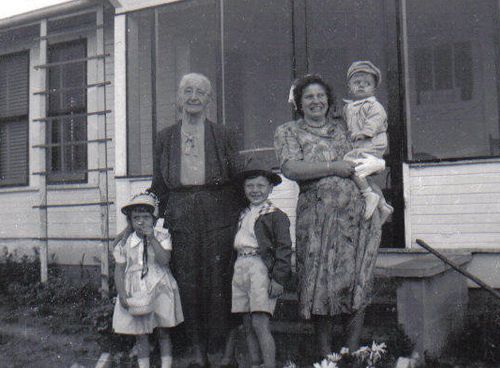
top-left (353, 175), bottom-right (379, 220)
top-left (158, 328), bottom-right (173, 368)
top-left (251, 312), bottom-right (276, 368)
top-left (243, 314), bottom-right (263, 367)
top-left (136, 335), bottom-right (151, 368)
top-left (378, 195), bottom-right (394, 225)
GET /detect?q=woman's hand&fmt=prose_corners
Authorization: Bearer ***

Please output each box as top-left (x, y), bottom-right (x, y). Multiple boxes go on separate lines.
top-left (353, 153), bottom-right (386, 178)
top-left (330, 160), bottom-right (356, 178)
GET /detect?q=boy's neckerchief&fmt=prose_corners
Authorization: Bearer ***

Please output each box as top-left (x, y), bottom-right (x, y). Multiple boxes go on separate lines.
top-left (237, 200), bottom-right (278, 229)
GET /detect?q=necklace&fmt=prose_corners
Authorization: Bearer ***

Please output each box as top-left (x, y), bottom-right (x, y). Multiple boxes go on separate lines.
top-left (304, 118), bottom-right (327, 129)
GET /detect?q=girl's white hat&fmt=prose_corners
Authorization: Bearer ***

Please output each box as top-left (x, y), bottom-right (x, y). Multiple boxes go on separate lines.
top-left (121, 192), bottom-right (159, 217)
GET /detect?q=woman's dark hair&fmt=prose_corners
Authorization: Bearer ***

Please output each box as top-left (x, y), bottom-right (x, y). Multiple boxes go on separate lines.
top-left (293, 74), bottom-right (334, 117)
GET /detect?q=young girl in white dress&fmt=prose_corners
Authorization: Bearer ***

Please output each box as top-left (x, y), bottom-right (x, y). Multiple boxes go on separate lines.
top-left (112, 192), bottom-right (183, 368)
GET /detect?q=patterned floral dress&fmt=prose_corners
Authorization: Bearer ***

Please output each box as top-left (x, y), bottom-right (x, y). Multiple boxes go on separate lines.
top-left (274, 118), bottom-right (382, 319)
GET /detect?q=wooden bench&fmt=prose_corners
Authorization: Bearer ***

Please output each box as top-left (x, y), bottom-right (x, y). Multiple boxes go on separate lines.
top-left (375, 253), bottom-right (471, 357)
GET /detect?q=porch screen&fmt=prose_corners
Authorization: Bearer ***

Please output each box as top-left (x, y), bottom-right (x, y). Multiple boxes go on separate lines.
top-left (0, 52), bottom-right (29, 186)
top-left (126, 0), bottom-right (293, 175)
top-left (404, 0), bottom-right (500, 161)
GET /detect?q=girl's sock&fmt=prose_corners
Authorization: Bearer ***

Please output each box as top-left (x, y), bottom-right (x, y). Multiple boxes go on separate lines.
top-left (161, 355), bottom-right (173, 368)
top-left (137, 357), bottom-right (150, 368)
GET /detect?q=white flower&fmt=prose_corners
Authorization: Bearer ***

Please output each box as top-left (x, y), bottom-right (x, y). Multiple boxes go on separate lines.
top-left (313, 359), bottom-right (338, 368)
top-left (326, 353), bottom-right (342, 362)
top-left (282, 361), bottom-right (297, 368)
top-left (340, 347), bottom-right (350, 355)
top-left (353, 345), bottom-right (370, 358)
top-left (369, 341), bottom-right (387, 363)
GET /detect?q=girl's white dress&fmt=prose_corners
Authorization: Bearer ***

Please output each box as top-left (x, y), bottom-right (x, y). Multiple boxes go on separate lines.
top-left (112, 228), bottom-right (184, 335)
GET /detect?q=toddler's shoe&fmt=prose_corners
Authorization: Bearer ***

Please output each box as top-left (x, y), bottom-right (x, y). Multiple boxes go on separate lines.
top-left (363, 191), bottom-right (380, 220)
top-left (379, 202), bottom-right (394, 225)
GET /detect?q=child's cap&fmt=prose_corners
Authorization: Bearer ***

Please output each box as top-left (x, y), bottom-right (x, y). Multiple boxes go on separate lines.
top-left (347, 61), bottom-right (382, 87)
top-left (121, 192), bottom-right (159, 217)
top-left (237, 155), bottom-right (282, 186)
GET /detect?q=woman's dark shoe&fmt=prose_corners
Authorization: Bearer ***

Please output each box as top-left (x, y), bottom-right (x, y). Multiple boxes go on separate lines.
top-left (187, 362), bottom-right (211, 368)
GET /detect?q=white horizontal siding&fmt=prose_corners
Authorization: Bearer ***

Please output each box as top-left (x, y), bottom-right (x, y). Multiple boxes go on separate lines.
top-left (405, 161), bottom-right (500, 249)
top-left (0, 191), bottom-right (39, 237)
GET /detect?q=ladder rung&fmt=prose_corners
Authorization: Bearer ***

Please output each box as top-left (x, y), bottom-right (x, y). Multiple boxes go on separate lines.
top-left (34, 237), bottom-right (114, 242)
top-left (33, 110), bottom-right (111, 122)
top-left (33, 81), bottom-right (111, 95)
top-left (36, 24), bottom-right (104, 41)
top-left (34, 53), bottom-right (109, 69)
top-left (33, 138), bottom-right (111, 148)
top-left (33, 168), bottom-right (113, 175)
top-left (33, 201), bottom-right (113, 209)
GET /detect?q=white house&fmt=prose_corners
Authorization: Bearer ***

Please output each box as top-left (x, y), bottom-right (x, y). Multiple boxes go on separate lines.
top-left (0, 0), bottom-right (499, 288)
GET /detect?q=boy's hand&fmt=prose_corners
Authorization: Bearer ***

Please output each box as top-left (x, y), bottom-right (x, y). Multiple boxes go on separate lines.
top-left (119, 295), bottom-right (129, 309)
top-left (268, 279), bottom-right (284, 298)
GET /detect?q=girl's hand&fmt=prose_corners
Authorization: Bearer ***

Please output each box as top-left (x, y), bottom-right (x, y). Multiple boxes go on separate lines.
top-left (113, 224), bottom-right (133, 247)
top-left (142, 225), bottom-right (155, 238)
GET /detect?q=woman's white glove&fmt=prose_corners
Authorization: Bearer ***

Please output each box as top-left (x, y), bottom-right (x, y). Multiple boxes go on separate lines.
top-left (353, 153), bottom-right (385, 178)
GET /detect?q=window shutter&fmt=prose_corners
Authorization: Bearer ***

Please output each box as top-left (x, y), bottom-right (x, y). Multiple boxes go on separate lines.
top-left (0, 120), bottom-right (28, 185)
top-left (0, 53), bottom-right (29, 118)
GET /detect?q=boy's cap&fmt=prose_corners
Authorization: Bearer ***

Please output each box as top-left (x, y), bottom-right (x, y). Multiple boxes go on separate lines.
top-left (121, 192), bottom-right (159, 217)
top-left (238, 169), bottom-right (282, 186)
top-left (347, 61), bottom-right (382, 87)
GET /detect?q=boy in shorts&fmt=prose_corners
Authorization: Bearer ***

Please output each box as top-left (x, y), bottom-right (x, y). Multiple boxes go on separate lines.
top-left (231, 166), bottom-right (292, 368)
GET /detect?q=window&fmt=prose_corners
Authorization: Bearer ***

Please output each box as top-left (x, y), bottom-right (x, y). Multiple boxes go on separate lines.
top-left (405, 0), bottom-right (500, 161)
top-left (47, 40), bottom-right (87, 183)
top-left (0, 52), bottom-right (29, 187)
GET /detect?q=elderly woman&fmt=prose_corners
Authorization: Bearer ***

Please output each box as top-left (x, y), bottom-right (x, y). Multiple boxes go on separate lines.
top-left (148, 73), bottom-right (243, 367)
top-left (274, 74), bottom-right (384, 357)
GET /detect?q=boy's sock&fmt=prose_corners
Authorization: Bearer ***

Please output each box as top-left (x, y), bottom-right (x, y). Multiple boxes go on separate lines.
top-left (137, 357), bottom-right (150, 368)
top-left (378, 199), bottom-right (394, 225)
top-left (361, 188), bottom-right (380, 220)
top-left (160, 355), bottom-right (173, 368)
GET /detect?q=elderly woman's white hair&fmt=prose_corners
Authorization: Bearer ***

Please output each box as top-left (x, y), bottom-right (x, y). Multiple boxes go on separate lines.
top-left (178, 73), bottom-right (212, 96)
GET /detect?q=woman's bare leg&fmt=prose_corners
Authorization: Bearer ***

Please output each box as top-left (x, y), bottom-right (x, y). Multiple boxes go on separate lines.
top-left (313, 315), bottom-right (334, 357)
top-left (345, 308), bottom-right (366, 351)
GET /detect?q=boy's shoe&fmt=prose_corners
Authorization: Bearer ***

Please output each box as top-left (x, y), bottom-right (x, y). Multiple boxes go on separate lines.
top-left (363, 191), bottom-right (380, 220)
top-left (379, 202), bottom-right (394, 225)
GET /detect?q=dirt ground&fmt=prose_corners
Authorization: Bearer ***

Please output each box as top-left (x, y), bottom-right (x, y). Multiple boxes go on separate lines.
top-left (0, 303), bottom-right (101, 368)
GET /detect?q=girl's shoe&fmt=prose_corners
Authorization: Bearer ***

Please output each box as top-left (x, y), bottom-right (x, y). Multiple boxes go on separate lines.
top-left (219, 361), bottom-right (238, 368)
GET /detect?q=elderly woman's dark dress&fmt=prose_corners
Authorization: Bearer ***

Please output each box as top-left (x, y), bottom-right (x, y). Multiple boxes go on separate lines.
top-left (274, 117), bottom-right (382, 319)
top-left (149, 119), bottom-right (243, 347)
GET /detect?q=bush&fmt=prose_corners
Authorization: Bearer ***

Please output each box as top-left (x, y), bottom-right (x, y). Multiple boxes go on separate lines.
top-left (446, 291), bottom-right (500, 364)
top-left (0, 247), bottom-right (41, 294)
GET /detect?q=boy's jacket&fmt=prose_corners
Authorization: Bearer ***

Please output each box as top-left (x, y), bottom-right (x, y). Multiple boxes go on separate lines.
top-left (237, 201), bottom-right (293, 286)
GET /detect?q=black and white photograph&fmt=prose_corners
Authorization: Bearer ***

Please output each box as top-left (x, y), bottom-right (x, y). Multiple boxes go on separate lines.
top-left (0, 0), bottom-right (499, 367)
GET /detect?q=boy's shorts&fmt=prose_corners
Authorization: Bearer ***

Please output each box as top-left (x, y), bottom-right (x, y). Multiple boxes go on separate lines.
top-left (231, 255), bottom-right (277, 315)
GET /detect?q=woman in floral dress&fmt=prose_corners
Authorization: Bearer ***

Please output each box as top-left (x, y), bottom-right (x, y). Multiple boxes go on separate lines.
top-left (274, 74), bottom-right (383, 357)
